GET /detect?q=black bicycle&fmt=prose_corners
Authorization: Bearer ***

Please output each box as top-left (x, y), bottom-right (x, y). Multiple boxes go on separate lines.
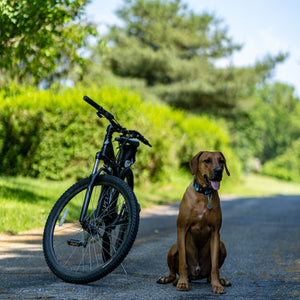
top-left (43, 96), bottom-right (151, 284)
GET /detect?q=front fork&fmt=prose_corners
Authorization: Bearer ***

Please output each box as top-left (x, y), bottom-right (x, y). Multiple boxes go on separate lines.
top-left (79, 152), bottom-right (103, 224)
top-left (79, 150), bottom-right (132, 226)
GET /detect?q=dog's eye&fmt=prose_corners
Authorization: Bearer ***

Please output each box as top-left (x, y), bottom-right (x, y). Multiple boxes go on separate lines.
top-left (219, 159), bottom-right (225, 164)
top-left (204, 159), bottom-right (211, 164)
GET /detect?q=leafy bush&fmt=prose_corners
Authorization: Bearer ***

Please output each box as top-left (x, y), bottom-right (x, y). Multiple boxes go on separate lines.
top-left (261, 139), bottom-right (300, 182)
top-left (0, 107), bottom-right (43, 175)
top-left (0, 85), bottom-right (241, 184)
top-left (229, 83), bottom-right (300, 173)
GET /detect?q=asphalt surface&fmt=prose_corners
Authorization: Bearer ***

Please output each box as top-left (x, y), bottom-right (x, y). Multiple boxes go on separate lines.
top-left (0, 195), bottom-right (299, 299)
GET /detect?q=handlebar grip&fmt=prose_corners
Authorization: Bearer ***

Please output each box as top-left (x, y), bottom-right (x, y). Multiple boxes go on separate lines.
top-left (83, 96), bottom-right (101, 110)
top-left (83, 95), bottom-right (115, 121)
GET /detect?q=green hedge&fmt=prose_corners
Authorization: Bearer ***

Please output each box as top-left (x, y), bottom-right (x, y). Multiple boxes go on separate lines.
top-left (0, 85), bottom-right (241, 184)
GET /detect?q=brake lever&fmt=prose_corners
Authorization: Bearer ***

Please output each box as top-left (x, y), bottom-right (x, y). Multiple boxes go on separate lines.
top-left (142, 137), bottom-right (152, 147)
top-left (136, 132), bottom-right (152, 147)
top-left (124, 130), bottom-right (151, 147)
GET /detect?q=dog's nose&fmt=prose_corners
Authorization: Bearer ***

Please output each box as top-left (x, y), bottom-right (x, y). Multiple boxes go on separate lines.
top-left (214, 167), bottom-right (222, 175)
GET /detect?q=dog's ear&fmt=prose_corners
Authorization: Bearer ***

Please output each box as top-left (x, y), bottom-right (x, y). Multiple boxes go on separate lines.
top-left (189, 151), bottom-right (204, 175)
top-left (219, 152), bottom-right (230, 176)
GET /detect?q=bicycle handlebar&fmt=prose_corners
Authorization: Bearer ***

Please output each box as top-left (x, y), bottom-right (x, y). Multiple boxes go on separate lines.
top-left (83, 95), bottom-right (114, 121)
top-left (83, 95), bottom-right (101, 110)
top-left (126, 130), bottom-right (152, 147)
top-left (83, 96), bottom-right (152, 147)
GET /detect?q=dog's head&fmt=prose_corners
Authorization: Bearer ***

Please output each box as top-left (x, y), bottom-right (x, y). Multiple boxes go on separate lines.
top-left (189, 151), bottom-right (230, 190)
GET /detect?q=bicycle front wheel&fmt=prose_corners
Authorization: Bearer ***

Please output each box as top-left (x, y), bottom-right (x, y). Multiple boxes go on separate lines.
top-left (43, 175), bottom-right (139, 284)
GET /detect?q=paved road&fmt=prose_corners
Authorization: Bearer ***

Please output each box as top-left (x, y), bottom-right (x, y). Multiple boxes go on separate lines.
top-left (0, 195), bottom-right (299, 299)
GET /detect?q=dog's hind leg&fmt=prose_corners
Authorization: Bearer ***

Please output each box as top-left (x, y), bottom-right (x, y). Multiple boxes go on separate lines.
top-left (157, 243), bottom-right (178, 284)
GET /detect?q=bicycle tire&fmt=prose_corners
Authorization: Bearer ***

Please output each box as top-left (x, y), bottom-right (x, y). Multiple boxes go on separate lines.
top-left (43, 174), bottom-right (139, 284)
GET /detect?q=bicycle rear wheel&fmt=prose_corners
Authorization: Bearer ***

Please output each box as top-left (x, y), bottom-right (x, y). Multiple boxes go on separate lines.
top-left (43, 175), bottom-right (139, 284)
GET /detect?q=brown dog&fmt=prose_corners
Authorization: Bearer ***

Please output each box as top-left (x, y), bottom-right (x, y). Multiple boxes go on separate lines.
top-left (157, 151), bottom-right (231, 293)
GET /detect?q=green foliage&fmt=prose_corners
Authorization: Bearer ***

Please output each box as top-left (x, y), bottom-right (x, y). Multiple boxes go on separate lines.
top-left (0, 107), bottom-right (43, 175)
top-left (261, 139), bottom-right (300, 182)
top-left (0, 0), bottom-right (97, 87)
top-left (254, 83), bottom-right (300, 163)
top-left (0, 85), bottom-right (241, 184)
top-left (228, 82), bottom-right (300, 181)
top-left (94, 0), bottom-right (286, 117)
top-left (109, 0), bottom-right (241, 81)
top-left (230, 83), bottom-right (300, 169)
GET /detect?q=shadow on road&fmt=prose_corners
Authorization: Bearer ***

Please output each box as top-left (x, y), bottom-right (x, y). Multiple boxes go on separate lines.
top-left (0, 195), bottom-right (299, 299)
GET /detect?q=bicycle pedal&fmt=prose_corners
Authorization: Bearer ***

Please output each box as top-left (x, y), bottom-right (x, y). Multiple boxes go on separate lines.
top-left (67, 239), bottom-right (87, 247)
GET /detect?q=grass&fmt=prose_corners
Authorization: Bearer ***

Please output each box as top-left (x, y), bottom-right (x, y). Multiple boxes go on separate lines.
top-left (1, 173), bottom-right (300, 234)
top-left (223, 173), bottom-right (300, 197)
top-left (0, 176), bottom-right (73, 234)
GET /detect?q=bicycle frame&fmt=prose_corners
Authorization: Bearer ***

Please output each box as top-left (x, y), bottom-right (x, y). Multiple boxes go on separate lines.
top-left (77, 96), bottom-right (151, 227)
top-left (79, 125), bottom-right (133, 224)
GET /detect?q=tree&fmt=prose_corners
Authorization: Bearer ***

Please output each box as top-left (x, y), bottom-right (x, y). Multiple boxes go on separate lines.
top-left (0, 0), bottom-right (97, 87)
top-left (229, 83), bottom-right (300, 169)
top-left (107, 0), bottom-right (241, 87)
top-left (102, 0), bottom-right (286, 116)
top-left (252, 83), bottom-right (300, 163)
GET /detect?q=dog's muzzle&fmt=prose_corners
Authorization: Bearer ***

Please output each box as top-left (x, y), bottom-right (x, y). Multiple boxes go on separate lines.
top-left (204, 167), bottom-right (223, 191)
top-left (212, 167), bottom-right (223, 182)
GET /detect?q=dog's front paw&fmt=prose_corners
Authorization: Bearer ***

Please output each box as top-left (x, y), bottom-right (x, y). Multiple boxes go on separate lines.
top-left (157, 275), bottom-right (175, 284)
top-left (176, 279), bottom-right (189, 291)
top-left (212, 283), bottom-right (225, 294)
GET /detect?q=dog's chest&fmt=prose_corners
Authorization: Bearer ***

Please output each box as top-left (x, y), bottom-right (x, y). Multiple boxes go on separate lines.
top-left (189, 207), bottom-right (221, 241)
